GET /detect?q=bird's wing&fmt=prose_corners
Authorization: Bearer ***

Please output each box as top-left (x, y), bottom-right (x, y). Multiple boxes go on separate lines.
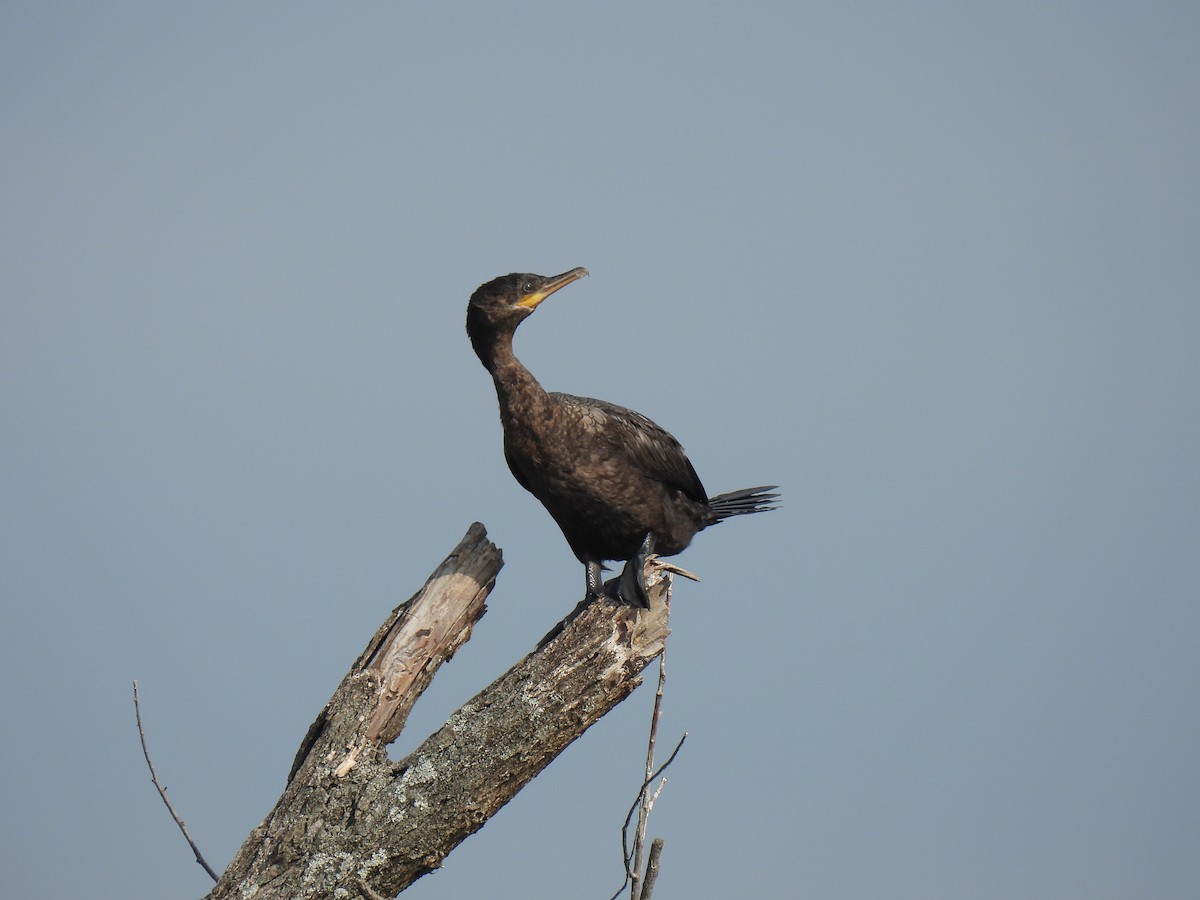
top-left (552, 393), bottom-right (709, 504)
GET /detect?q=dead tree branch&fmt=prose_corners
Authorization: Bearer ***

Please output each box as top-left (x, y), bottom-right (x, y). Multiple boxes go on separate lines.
top-left (610, 732), bottom-right (687, 900)
top-left (208, 522), bottom-right (671, 899)
top-left (641, 838), bottom-right (665, 900)
top-left (134, 680), bottom-right (221, 883)
top-left (631, 593), bottom-right (669, 900)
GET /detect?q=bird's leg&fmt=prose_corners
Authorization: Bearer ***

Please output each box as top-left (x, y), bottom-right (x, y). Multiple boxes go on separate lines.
top-left (539, 568), bottom-right (603, 650)
top-left (585, 560), bottom-right (605, 602)
top-left (604, 532), bottom-right (656, 609)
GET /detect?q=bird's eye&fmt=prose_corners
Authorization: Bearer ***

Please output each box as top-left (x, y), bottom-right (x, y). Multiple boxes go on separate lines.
top-left (522, 281), bottom-right (535, 294)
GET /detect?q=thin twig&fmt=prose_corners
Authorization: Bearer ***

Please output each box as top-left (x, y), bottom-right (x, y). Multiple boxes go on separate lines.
top-left (620, 733), bottom-right (687, 868)
top-left (630, 642), bottom-right (668, 900)
top-left (640, 838), bottom-right (665, 900)
top-left (132, 680), bottom-right (220, 883)
top-left (607, 732), bottom-right (687, 900)
top-left (607, 576), bottom-right (688, 900)
top-left (646, 776), bottom-right (668, 812)
top-left (647, 556), bottom-right (701, 582)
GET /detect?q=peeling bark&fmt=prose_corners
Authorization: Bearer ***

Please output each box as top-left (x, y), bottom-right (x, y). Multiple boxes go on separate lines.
top-left (208, 522), bottom-right (670, 899)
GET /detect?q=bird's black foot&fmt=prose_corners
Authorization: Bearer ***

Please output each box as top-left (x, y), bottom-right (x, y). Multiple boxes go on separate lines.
top-left (601, 533), bottom-right (655, 609)
top-left (585, 560), bottom-right (606, 602)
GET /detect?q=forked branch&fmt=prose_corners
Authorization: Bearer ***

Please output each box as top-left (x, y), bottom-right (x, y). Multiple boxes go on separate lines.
top-left (207, 523), bottom-right (671, 899)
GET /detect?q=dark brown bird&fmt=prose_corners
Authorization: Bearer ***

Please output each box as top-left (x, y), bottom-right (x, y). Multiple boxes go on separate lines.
top-left (467, 267), bottom-right (778, 607)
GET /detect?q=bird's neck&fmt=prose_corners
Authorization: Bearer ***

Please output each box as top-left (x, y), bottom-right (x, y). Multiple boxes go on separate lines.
top-left (481, 332), bottom-right (552, 421)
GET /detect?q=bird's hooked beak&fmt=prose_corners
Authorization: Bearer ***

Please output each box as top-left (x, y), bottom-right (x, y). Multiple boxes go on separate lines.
top-left (517, 267), bottom-right (589, 309)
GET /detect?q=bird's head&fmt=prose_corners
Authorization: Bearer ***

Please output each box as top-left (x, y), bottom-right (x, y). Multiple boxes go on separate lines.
top-left (466, 268), bottom-right (589, 352)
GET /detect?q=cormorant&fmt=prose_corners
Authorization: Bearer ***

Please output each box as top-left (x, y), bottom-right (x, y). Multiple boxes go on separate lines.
top-left (467, 267), bottom-right (778, 607)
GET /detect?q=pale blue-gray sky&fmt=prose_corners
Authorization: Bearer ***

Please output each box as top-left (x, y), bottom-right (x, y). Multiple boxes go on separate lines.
top-left (3, 3), bottom-right (1198, 898)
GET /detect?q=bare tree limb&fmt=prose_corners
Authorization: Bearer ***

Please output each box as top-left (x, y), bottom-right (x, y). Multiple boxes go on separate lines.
top-left (133, 680), bottom-right (220, 883)
top-left (609, 570), bottom-right (685, 900)
top-left (641, 838), bottom-right (665, 900)
top-left (630, 608), bottom-right (669, 900)
top-left (208, 523), bottom-right (672, 899)
top-left (610, 733), bottom-right (687, 900)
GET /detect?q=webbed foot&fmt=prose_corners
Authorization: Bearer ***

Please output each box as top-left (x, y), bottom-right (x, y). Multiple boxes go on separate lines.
top-left (602, 533), bottom-right (656, 608)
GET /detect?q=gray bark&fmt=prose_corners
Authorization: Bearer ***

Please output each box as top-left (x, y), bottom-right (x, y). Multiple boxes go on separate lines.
top-left (208, 522), bottom-right (670, 899)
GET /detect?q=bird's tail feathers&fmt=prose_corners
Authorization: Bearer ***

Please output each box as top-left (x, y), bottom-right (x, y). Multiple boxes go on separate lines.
top-left (706, 485), bottom-right (780, 523)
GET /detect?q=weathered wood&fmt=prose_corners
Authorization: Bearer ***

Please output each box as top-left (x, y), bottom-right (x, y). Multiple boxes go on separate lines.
top-left (208, 523), bottom-right (670, 899)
